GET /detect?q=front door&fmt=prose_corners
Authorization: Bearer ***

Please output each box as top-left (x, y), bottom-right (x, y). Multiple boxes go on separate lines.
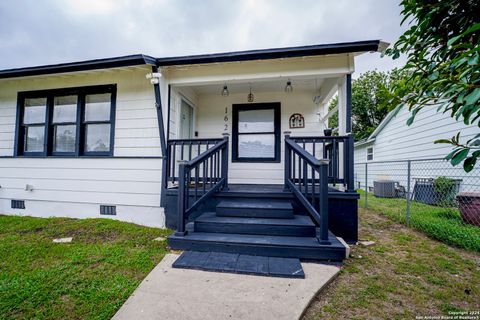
top-left (179, 99), bottom-right (194, 139)
top-left (232, 103), bottom-right (281, 162)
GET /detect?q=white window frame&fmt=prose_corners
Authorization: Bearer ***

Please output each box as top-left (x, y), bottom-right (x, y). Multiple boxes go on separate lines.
top-left (366, 147), bottom-right (374, 161)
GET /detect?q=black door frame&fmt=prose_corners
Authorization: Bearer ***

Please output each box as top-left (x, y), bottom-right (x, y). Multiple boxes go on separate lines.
top-left (231, 102), bottom-right (281, 163)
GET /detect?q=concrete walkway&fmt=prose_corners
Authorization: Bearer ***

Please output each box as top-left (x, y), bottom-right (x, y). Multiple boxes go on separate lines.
top-left (112, 253), bottom-right (340, 320)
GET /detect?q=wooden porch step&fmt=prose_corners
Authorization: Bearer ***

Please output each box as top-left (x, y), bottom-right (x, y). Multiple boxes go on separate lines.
top-left (168, 231), bottom-right (346, 261)
top-left (194, 212), bottom-right (316, 237)
top-left (216, 199), bottom-right (294, 219)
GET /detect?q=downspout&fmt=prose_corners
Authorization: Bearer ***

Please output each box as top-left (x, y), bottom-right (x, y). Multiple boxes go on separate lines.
top-left (150, 65), bottom-right (168, 206)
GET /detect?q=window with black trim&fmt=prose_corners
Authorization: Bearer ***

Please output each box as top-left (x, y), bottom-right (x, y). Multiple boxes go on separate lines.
top-left (15, 85), bottom-right (116, 157)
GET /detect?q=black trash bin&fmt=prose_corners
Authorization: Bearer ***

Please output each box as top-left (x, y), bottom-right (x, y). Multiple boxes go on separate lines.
top-left (413, 177), bottom-right (461, 206)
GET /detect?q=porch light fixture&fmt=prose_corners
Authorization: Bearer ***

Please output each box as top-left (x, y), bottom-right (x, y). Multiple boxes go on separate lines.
top-left (145, 72), bottom-right (162, 85)
top-left (284, 80), bottom-right (293, 93)
top-left (247, 84), bottom-right (254, 102)
top-left (313, 95), bottom-right (322, 104)
top-left (221, 84), bottom-right (229, 96)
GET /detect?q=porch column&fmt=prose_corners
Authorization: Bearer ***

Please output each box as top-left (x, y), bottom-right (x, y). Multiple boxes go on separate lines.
top-left (346, 74), bottom-right (352, 133)
top-left (337, 75), bottom-right (353, 190)
top-left (337, 75), bottom-right (347, 135)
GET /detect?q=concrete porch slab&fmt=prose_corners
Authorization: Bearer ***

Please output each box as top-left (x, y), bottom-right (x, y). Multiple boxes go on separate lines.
top-left (112, 253), bottom-right (340, 320)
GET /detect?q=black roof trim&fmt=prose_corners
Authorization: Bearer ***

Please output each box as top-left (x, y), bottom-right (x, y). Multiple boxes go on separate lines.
top-left (0, 40), bottom-right (382, 79)
top-left (156, 40), bottom-right (381, 66)
top-left (0, 54), bottom-right (156, 79)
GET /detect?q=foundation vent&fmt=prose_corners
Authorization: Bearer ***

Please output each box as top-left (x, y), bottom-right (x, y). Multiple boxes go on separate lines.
top-left (100, 205), bottom-right (116, 215)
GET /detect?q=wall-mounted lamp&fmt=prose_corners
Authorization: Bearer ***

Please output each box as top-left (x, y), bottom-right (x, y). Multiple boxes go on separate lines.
top-left (221, 84), bottom-right (229, 96)
top-left (146, 72), bottom-right (162, 85)
top-left (285, 80), bottom-right (293, 93)
top-left (247, 84), bottom-right (254, 102)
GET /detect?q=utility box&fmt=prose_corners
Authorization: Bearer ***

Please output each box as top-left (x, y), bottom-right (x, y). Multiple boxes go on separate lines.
top-left (373, 180), bottom-right (397, 198)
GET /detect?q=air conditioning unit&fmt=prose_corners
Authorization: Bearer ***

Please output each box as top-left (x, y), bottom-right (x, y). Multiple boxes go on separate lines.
top-left (373, 180), bottom-right (397, 198)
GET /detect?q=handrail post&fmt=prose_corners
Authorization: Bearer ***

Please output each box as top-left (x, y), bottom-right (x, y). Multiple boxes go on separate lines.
top-left (319, 162), bottom-right (330, 244)
top-left (222, 133), bottom-right (229, 190)
top-left (175, 160), bottom-right (188, 236)
top-left (347, 134), bottom-right (355, 191)
top-left (284, 131), bottom-right (291, 191)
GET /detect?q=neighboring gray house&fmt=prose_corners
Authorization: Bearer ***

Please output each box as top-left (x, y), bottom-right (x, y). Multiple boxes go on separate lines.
top-left (354, 105), bottom-right (478, 163)
top-left (354, 104), bottom-right (479, 194)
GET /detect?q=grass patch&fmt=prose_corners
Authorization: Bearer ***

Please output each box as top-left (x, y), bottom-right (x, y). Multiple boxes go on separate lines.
top-left (0, 215), bottom-right (171, 319)
top-left (357, 190), bottom-right (480, 251)
top-left (303, 208), bottom-right (480, 319)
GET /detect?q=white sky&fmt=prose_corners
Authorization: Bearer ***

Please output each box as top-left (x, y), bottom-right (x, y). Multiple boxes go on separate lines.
top-left (0, 0), bottom-right (408, 76)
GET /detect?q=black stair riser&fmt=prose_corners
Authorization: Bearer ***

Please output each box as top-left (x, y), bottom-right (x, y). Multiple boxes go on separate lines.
top-left (194, 221), bottom-right (316, 237)
top-left (168, 238), bottom-right (345, 261)
top-left (216, 207), bottom-right (294, 219)
top-left (216, 193), bottom-right (294, 200)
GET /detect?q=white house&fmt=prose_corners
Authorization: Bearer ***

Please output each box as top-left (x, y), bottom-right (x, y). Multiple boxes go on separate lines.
top-left (0, 41), bottom-right (387, 261)
top-left (354, 104), bottom-right (478, 163)
top-left (354, 104), bottom-right (479, 194)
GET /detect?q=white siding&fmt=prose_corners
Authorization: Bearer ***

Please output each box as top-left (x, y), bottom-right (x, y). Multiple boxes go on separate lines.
top-left (0, 67), bottom-right (165, 227)
top-left (196, 90), bottom-right (326, 184)
top-left (354, 141), bottom-right (371, 163)
top-left (354, 106), bottom-right (480, 193)
top-left (363, 106), bottom-right (478, 162)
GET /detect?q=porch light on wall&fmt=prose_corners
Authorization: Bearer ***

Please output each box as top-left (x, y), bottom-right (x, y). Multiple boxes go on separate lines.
top-left (285, 80), bottom-right (293, 93)
top-left (247, 84), bottom-right (254, 102)
top-left (221, 84), bottom-right (229, 96)
top-left (145, 72), bottom-right (162, 85)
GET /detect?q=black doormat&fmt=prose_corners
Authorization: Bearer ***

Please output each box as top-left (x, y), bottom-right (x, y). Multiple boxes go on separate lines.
top-left (172, 251), bottom-right (305, 278)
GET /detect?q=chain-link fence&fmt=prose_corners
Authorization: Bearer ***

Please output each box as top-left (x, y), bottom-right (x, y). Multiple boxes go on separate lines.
top-left (355, 159), bottom-right (480, 252)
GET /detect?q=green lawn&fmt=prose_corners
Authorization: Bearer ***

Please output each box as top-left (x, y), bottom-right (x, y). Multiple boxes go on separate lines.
top-left (0, 215), bottom-right (171, 320)
top-left (357, 190), bottom-right (480, 251)
top-left (304, 207), bottom-right (480, 319)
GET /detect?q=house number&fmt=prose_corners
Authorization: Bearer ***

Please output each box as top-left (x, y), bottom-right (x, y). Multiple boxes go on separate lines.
top-left (224, 107), bottom-right (228, 131)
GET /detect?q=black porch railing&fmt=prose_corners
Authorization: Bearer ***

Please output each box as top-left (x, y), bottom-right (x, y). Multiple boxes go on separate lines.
top-left (175, 137), bottom-right (229, 236)
top-left (165, 138), bottom-right (224, 188)
top-left (290, 135), bottom-right (354, 190)
top-left (285, 135), bottom-right (330, 243)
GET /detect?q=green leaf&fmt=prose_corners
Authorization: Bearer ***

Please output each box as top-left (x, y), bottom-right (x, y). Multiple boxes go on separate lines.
top-left (464, 156), bottom-right (477, 173)
top-left (447, 23), bottom-right (480, 46)
top-left (467, 133), bottom-right (480, 144)
top-left (468, 54), bottom-right (479, 66)
top-left (464, 89), bottom-right (480, 106)
top-left (428, 71), bottom-right (439, 80)
top-left (450, 148), bottom-right (469, 166)
top-left (434, 139), bottom-right (453, 144)
top-left (470, 139), bottom-right (480, 147)
top-left (407, 107), bottom-right (421, 126)
top-left (445, 147), bottom-right (462, 160)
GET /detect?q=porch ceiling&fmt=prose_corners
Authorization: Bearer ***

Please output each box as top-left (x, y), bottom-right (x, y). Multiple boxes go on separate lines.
top-left (185, 76), bottom-right (337, 96)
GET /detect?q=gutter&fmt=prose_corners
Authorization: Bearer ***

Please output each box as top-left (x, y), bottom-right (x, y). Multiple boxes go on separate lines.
top-left (156, 40), bottom-right (383, 66)
top-left (0, 54), bottom-right (156, 79)
top-left (354, 138), bottom-right (375, 148)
